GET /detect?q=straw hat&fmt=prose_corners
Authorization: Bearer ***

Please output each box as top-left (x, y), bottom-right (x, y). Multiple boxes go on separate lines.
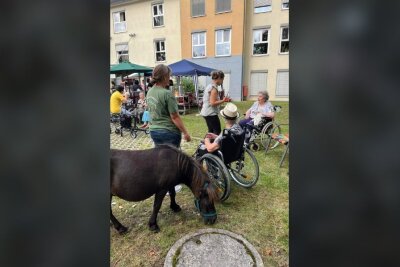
top-left (220, 103), bottom-right (239, 120)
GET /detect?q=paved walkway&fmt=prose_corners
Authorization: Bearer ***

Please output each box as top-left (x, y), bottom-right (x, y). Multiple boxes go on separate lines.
top-left (110, 126), bottom-right (201, 154)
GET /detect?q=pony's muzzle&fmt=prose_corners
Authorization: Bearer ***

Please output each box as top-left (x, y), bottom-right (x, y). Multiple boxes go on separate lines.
top-left (203, 215), bottom-right (217, 225)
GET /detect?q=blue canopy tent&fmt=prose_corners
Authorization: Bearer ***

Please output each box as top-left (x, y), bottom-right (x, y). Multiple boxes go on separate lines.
top-left (168, 59), bottom-right (215, 110)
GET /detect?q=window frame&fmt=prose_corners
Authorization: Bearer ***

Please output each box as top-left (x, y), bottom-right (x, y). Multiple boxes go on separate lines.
top-left (252, 28), bottom-right (269, 56)
top-left (191, 0), bottom-right (206, 17)
top-left (215, 0), bottom-right (231, 14)
top-left (279, 26), bottom-right (289, 54)
top-left (254, 0), bottom-right (272, 14)
top-left (192, 32), bottom-right (207, 58)
top-left (115, 43), bottom-right (129, 63)
top-left (215, 29), bottom-right (231, 57)
top-left (282, 0), bottom-right (289, 10)
top-left (112, 11), bottom-right (127, 33)
top-left (154, 39), bottom-right (166, 62)
top-left (152, 3), bottom-right (164, 28)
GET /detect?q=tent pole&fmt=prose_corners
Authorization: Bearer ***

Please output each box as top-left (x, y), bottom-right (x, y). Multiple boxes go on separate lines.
top-left (194, 73), bottom-right (199, 112)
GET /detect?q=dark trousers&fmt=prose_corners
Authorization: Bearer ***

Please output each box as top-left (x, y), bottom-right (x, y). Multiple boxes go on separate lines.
top-left (204, 115), bottom-right (221, 135)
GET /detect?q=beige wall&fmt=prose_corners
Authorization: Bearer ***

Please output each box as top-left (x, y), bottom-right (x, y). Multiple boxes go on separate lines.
top-left (110, 0), bottom-right (182, 67)
top-left (244, 0), bottom-right (289, 101)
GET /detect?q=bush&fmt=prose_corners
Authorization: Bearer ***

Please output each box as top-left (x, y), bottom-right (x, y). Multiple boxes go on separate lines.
top-left (181, 77), bottom-right (195, 93)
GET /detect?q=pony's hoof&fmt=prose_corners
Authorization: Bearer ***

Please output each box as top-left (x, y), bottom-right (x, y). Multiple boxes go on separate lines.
top-left (170, 204), bottom-right (181, 212)
top-left (117, 225), bottom-right (128, 234)
top-left (149, 224), bottom-right (160, 233)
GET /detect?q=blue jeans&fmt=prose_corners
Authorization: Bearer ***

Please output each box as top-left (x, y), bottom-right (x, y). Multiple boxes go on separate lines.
top-left (150, 129), bottom-right (182, 148)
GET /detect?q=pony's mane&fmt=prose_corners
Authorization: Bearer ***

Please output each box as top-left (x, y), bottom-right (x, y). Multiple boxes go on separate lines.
top-left (155, 145), bottom-right (218, 203)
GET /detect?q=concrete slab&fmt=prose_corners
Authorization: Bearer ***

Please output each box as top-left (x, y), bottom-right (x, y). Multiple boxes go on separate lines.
top-left (164, 228), bottom-right (264, 267)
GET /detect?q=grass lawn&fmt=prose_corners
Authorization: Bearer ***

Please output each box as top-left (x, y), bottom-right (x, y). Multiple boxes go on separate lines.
top-left (110, 101), bottom-right (289, 267)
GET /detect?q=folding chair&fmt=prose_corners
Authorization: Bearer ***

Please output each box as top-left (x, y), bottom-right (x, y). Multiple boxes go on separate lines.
top-left (269, 133), bottom-right (289, 168)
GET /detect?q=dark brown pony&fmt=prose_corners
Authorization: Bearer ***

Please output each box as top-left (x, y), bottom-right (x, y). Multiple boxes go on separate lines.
top-left (110, 145), bottom-right (218, 233)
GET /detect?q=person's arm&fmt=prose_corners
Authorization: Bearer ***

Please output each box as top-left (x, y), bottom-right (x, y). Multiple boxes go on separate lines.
top-left (245, 102), bottom-right (257, 119)
top-left (170, 112), bottom-right (191, 142)
top-left (120, 93), bottom-right (127, 103)
top-left (261, 103), bottom-right (275, 118)
top-left (209, 87), bottom-right (229, 107)
top-left (245, 108), bottom-right (251, 119)
top-left (204, 138), bottom-right (220, 152)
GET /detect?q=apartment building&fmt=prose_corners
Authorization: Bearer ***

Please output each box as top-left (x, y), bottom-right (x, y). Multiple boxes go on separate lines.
top-left (110, 0), bottom-right (182, 68)
top-left (180, 0), bottom-right (246, 101)
top-left (243, 0), bottom-right (289, 101)
top-left (110, 0), bottom-right (289, 101)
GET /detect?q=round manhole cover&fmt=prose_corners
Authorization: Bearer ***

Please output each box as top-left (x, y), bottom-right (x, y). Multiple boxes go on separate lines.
top-left (164, 228), bottom-right (264, 267)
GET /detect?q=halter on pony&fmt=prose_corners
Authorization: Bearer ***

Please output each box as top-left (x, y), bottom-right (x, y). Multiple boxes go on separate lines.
top-left (194, 182), bottom-right (217, 218)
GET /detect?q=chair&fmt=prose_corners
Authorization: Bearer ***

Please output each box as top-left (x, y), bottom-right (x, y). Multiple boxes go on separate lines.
top-left (267, 132), bottom-right (289, 168)
top-left (176, 95), bottom-right (190, 115)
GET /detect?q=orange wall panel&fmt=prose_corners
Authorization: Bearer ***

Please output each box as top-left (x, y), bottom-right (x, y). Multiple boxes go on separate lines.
top-left (180, 0), bottom-right (245, 58)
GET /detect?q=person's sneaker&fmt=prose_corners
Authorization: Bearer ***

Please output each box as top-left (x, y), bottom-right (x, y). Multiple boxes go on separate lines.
top-left (140, 124), bottom-right (147, 128)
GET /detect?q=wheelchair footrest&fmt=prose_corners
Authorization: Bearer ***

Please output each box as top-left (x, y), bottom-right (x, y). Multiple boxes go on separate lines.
top-left (271, 133), bottom-right (289, 144)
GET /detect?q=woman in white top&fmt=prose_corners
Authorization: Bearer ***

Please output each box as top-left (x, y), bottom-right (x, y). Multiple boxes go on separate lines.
top-left (200, 70), bottom-right (230, 135)
top-left (239, 91), bottom-right (275, 129)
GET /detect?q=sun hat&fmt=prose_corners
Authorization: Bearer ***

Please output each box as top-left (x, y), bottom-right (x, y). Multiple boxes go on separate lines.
top-left (220, 103), bottom-right (239, 120)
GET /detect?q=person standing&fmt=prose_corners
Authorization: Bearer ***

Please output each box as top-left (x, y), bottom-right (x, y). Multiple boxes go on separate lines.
top-left (200, 70), bottom-right (230, 135)
top-left (132, 79), bottom-right (143, 91)
top-left (146, 64), bottom-right (191, 147)
top-left (110, 85), bottom-right (128, 114)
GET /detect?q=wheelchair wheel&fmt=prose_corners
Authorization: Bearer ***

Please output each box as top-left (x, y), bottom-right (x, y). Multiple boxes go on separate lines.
top-left (130, 129), bottom-right (137, 139)
top-left (229, 147), bottom-right (259, 188)
top-left (260, 122), bottom-right (281, 152)
top-left (199, 154), bottom-right (231, 202)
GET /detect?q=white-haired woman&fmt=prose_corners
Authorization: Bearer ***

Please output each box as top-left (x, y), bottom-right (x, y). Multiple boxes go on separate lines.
top-left (239, 91), bottom-right (275, 129)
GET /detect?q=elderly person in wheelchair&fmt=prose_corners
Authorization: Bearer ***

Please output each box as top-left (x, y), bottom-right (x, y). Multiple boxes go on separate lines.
top-left (239, 91), bottom-right (275, 147)
top-left (194, 103), bottom-right (259, 201)
top-left (239, 91), bottom-right (275, 129)
top-left (197, 103), bottom-right (243, 156)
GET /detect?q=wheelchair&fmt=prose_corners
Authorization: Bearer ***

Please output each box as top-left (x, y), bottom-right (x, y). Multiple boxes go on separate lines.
top-left (243, 105), bottom-right (283, 152)
top-left (193, 129), bottom-right (259, 202)
top-left (110, 101), bottom-right (150, 139)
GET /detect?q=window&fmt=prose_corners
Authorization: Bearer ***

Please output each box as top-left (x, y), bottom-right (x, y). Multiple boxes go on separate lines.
top-left (116, 43), bottom-right (129, 62)
top-left (216, 0), bottom-right (231, 13)
top-left (282, 0), bottom-right (289, 10)
top-left (250, 72), bottom-right (267, 96)
top-left (154, 40), bottom-right (166, 62)
top-left (280, 26), bottom-right (289, 53)
top-left (113, 11), bottom-right (127, 33)
top-left (254, 0), bottom-right (272, 13)
top-left (253, 29), bottom-right (269, 55)
top-left (191, 0), bottom-right (205, 17)
top-left (215, 29), bottom-right (231, 56)
top-left (192, 32), bottom-right (206, 58)
top-left (276, 70), bottom-right (289, 96)
top-left (152, 4), bottom-right (164, 27)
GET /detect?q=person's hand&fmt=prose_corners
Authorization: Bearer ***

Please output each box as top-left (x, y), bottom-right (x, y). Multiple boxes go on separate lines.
top-left (223, 97), bottom-right (231, 102)
top-left (183, 132), bottom-right (191, 142)
top-left (206, 133), bottom-right (218, 139)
